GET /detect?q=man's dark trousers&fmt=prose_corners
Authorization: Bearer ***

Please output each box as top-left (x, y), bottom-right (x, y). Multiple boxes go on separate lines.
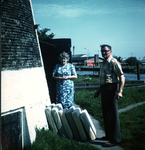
top-left (100, 83), bottom-right (121, 143)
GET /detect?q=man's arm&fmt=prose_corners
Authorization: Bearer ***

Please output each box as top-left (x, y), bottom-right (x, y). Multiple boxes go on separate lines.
top-left (117, 74), bottom-right (125, 99)
top-left (119, 74), bottom-right (125, 90)
top-left (94, 87), bottom-right (101, 98)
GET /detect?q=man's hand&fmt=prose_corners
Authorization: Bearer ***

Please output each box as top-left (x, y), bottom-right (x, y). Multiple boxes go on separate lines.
top-left (94, 88), bottom-right (101, 98)
top-left (117, 91), bottom-right (122, 100)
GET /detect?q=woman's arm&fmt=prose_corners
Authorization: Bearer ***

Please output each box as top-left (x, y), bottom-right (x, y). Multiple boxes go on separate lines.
top-left (66, 74), bottom-right (77, 79)
top-left (52, 73), bottom-right (77, 80)
top-left (52, 74), bottom-right (63, 80)
top-left (61, 74), bottom-right (77, 79)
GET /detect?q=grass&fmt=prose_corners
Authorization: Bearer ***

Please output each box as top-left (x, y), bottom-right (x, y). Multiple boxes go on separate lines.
top-left (74, 86), bottom-right (145, 150)
top-left (118, 86), bottom-right (145, 109)
top-left (74, 74), bottom-right (131, 83)
top-left (25, 128), bottom-right (100, 150)
top-left (74, 75), bottom-right (145, 111)
top-left (74, 75), bottom-right (99, 83)
top-left (74, 86), bottom-right (145, 127)
top-left (25, 75), bottom-right (145, 150)
top-left (119, 104), bottom-right (145, 150)
top-left (74, 90), bottom-right (103, 126)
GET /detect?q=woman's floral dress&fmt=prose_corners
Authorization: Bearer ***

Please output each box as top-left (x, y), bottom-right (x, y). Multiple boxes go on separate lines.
top-left (53, 63), bottom-right (76, 108)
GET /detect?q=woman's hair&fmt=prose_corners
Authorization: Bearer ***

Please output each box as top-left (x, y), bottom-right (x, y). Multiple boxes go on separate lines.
top-left (59, 51), bottom-right (70, 61)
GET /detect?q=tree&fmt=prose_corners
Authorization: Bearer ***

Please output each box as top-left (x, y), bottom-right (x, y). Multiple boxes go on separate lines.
top-left (37, 27), bottom-right (55, 41)
top-left (125, 57), bottom-right (139, 66)
top-left (113, 55), bottom-right (123, 63)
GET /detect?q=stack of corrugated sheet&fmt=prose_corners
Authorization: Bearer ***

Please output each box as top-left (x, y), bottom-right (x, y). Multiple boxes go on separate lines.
top-left (45, 103), bottom-right (97, 141)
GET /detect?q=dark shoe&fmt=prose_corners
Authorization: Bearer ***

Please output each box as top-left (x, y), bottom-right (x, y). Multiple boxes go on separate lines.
top-left (102, 142), bottom-right (116, 147)
top-left (101, 136), bottom-right (109, 140)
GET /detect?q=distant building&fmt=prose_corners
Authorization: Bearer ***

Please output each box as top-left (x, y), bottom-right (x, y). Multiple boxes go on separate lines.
top-left (72, 54), bottom-right (103, 66)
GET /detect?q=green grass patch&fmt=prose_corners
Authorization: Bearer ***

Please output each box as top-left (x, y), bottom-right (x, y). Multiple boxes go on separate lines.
top-left (74, 86), bottom-right (145, 150)
top-left (25, 85), bottom-right (145, 150)
top-left (74, 90), bottom-right (103, 126)
top-left (74, 74), bottom-right (132, 83)
top-left (118, 86), bottom-right (145, 109)
top-left (25, 129), bottom-right (100, 150)
top-left (119, 104), bottom-right (145, 150)
top-left (74, 86), bottom-right (145, 126)
top-left (74, 86), bottom-right (145, 113)
top-left (74, 75), bottom-right (99, 83)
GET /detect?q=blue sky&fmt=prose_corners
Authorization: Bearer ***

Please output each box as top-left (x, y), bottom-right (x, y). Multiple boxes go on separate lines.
top-left (31, 0), bottom-right (145, 58)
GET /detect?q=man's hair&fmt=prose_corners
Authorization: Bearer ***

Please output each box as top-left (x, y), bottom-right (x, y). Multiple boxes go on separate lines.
top-left (100, 44), bottom-right (112, 50)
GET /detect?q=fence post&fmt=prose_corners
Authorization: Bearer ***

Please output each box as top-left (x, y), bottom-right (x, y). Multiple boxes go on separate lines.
top-left (137, 62), bottom-right (140, 80)
top-left (93, 63), bottom-right (94, 76)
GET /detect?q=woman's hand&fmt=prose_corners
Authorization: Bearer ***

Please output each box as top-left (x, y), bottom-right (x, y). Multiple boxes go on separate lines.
top-left (62, 74), bottom-right (77, 80)
top-left (52, 74), bottom-right (77, 80)
top-left (61, 76), bottom-right (69, 80)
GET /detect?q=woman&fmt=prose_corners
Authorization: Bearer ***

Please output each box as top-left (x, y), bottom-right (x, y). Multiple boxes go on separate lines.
top-left (52, 52), bottom-right (77, 109)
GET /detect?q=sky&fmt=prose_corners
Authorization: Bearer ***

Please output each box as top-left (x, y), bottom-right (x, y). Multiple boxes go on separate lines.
top-left (31, 0), bottom-right (145, 59)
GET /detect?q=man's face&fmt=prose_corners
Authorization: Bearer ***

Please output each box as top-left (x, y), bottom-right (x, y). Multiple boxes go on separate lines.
top-left (101, 46), bottom-right (112, 59)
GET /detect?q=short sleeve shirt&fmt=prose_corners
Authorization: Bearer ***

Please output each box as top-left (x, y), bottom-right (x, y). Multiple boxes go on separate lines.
top-left (99, 56), bottom-right (124, 85)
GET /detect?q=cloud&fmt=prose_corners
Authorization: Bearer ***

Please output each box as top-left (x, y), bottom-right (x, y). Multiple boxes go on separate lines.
top-left (32, 3), bottom-right (107, 18)
top-left (32, 2), bottom-right (145, 19)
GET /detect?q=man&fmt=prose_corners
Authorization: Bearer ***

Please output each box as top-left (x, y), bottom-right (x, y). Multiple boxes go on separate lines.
top-left (94, 44), bottom-right (125, 147)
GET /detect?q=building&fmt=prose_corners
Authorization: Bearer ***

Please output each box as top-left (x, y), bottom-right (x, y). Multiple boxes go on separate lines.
top-left (1, 0), bottom-right (51, 149)
top-left (72, 54), bottom-right (103, 66)
top-left (39, 38), bottom-right (72, 103)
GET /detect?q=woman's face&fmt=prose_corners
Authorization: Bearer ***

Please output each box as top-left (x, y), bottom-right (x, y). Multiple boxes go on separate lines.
top-left (61, 57), bottom-right (67, 65)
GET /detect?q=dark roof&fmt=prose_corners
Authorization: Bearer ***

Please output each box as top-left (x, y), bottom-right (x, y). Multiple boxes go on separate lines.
top-left (72, 54), bottom-right (88, 58)
top-left (72, 56), bottom-right (94, 61)
top-left (72, 56), bottom-right (104, 62)
top-left (40, 38), bottom-right (71, 47)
